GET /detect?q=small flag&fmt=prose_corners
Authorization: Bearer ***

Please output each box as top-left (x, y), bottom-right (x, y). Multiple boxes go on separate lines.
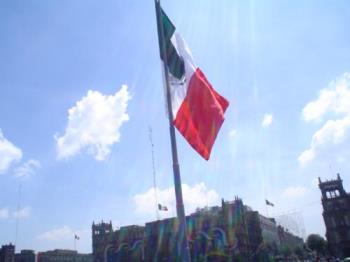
top-left (74, 234), bottom-right (80, 240)
top-left (158, 204), bottom-right (168, 211)
top-left (265, 199), bottom-right (274, 207)
top-left (157, 5), bottom-right (229, 160)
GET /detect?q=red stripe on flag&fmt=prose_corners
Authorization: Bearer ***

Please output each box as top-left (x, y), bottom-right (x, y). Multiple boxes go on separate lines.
top-left (173, 68), bottom-right (229, 160)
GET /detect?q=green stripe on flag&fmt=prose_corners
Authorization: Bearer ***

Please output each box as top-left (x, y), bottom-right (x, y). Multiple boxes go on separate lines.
top-left (161, 9), bottom-right (175, 45)
top-left (158, 7), bottom-right (185, 80)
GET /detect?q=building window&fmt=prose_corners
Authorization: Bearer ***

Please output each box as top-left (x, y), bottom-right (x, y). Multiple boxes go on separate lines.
top-left (327, 192), bottom-right (331, 199)
top-left (327, 190), bottom-right (341, 199)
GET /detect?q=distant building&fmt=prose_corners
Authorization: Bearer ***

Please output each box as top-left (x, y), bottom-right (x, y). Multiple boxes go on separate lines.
top-left (245, 210), bottom-right (264, 258)
top-left (319, 174), bottom-right (350, 258)
top-left (92, 221), bottom-right (114, 262)
top-left (92, 222), bottom-right (144, 262)
top-left (37, 249), bottom-right (92, 262)
top-left (144, 198), bottom-right (249, 261)
top-left (245, 209), bottom-right (303, 260)
top-left (14, 250), bottom-right (35, 262)
top-left (259, 215), bottom-right (280, 248)
top-left (277, 225), bottom-right (303, 251)
top-left (92, 198), bottom-right (250, 261)
top-left (92, 196), bottom-right (303, 261)
top-left (0, 244), bottom-right (15, 262)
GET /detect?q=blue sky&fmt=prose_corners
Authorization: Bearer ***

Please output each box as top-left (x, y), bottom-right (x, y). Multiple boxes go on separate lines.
top-left (1, 0), bottom-right (350, 253)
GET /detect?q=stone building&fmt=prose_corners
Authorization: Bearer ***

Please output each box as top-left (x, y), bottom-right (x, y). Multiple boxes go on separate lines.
top-left (0, 245), bottom-right (36, 262)
top-left (92, 221), bottom-right (144, 262)
top-left (144, 197), bottom-right (249, 261)
top-left (259, 215), bottom-right (280, 249)
top-left (14, 250), bottom-right (35, 262)
top-left (0, 244), bottom-right (15, 262)
top-left (92, 221), bottom-right (114, 262)
top-left (245, 210), bottom-right (264, 258)
top-left (319, 174), bottom-right (350, 258)
top-left (92, 196), bottom-right (303, 261)
top-left (37, 249), bottom-right (92, 262)
top-left (245, 209), bottom-right (303, 260)
top-left (277, 225), bottom-right (303, 251)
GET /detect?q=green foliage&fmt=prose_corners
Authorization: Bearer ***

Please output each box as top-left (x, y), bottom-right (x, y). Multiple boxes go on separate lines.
top-left (306, 234), bottom-right (327, 255)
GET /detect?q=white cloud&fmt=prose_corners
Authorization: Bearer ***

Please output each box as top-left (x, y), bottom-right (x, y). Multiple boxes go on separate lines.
top-left (55, 85), bottom-right (130, 161)
top-left (0, 130), bottom-right (22, 174)
top-left (0, 208), bottom-right (9, 219)
top-left (262, 114), bottom-right (273, 127)
top-left (303, 73), bottom-right (350, 122)
top-left (312, 117), bottom-right (350, 146)
top-left (14, 159), bottom-right (41, 178)
top-left (37, 226), bottom-right (74, 241)
top-left (299, 73), bottom-right (350, 166)
top-left (299, 117), bottom-right (350, 166)
top-left (36, 226), bottom-right (91, 252)
top-left (13, 206), bottom-right (31, 219)
top-left (36, 225), bottom-right (92, 253)
top-left (133, 183), bottom-right (219, 218)
top-left (228, 129), bottom-right (237, 138)
top-left (298, 149), bottom-right (315, 167)
top-left (302, 89), bottom-right (335, 122)
top-left (282, 186), bottom-right (308, 199)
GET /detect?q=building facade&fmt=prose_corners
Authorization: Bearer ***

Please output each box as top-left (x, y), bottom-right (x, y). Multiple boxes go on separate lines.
top-left (245, 210), bottom-right (303, 260)
top-left (144, 198), bottom-right (249, 261)
top-left (277, 225), bottom-right (303, 252)
top-left (92, 197), bottom-right (303, 261)
top-left (92, 221), bottom-right (114, 262)
top-left (245, 210), bottom-right (264, 258)
top-left (37, 249), bottom-right (92, 262)
top-left (0, 244), bottom-right (15, 262)
top-left (14, 250), bottom-right (35, 262)
top-left (259, 215), bottom-right (280, 249)
top-left (319, 174), bottom-right (350, 258)
top-left (92, 221), bottom-right (144, 262)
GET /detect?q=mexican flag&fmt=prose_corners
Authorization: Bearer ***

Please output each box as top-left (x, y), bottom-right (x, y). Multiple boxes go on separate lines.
top-left (265, 199), bottom-right (274, 207)
top-left (157, 5), bottom-right (229, 160)
top-left (158, 203), bottom-right (168, 211)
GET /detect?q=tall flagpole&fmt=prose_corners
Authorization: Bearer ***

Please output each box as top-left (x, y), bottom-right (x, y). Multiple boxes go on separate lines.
top-left (266, 202), bottom-right (269, 217)
top-left (15, 183), bottom-right (22, 247)
top-left (154, 1), bottom-right (191, 261)
top-left (149, 126), bottom-right (160, 221)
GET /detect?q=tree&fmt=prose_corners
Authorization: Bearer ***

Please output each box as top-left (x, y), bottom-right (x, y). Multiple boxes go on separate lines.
top-left (306, 234), bottom-right (327, 255)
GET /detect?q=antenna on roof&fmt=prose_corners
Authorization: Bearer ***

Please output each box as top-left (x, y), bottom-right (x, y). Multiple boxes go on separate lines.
top-left (149, 126), bottom-right (160, 220)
